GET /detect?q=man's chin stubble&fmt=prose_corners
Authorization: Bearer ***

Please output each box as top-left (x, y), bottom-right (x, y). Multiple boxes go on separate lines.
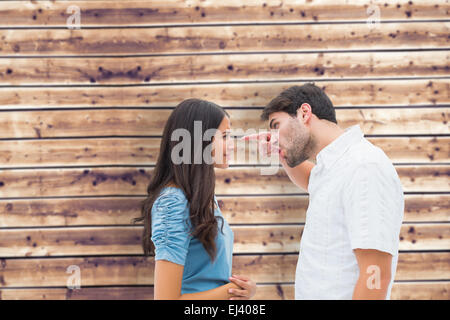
top-left (286, 135), bottom-right (316, 168)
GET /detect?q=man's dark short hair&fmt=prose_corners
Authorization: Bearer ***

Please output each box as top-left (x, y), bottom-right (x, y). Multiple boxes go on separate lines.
top-left (261, 83), bottom-right (337, 124)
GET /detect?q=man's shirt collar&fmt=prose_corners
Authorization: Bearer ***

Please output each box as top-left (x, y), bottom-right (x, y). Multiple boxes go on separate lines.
top-left (315, 125), bottom-right (364, 171)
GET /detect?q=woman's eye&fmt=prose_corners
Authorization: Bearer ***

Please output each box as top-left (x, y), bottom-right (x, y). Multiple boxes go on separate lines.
top-left (274, 123), bottom-right (279, 129)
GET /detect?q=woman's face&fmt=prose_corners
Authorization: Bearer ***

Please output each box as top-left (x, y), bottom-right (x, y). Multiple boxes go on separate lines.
top-left (211, 116), bottom-right (233, 169)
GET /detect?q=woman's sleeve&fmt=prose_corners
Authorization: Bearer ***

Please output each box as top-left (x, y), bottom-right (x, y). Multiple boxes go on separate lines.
top-left (151, 193), bottom-right (191, 266)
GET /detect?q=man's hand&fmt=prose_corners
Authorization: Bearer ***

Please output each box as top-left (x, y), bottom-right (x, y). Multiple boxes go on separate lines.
top-left (228, 275), bottom-right (257, 300)
top-left (241, 131), bottom-right (272, 143)
top-left (241, 131), bottom-right (313, 192)
top-left (240, 131), bottom-right (284, 163)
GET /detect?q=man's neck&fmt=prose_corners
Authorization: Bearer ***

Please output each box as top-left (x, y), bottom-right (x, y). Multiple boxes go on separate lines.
top-left (310, 120), bottom-right (345, 160)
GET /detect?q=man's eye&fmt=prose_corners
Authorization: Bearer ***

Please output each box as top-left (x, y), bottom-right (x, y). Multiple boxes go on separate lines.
top-left (274, 123), bottom-right (279, 129)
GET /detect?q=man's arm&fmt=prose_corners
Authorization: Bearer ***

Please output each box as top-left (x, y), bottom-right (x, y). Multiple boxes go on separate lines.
top-left (280, 157), bottom-right (315, 192)
top-left (352, 249), bottom-right (393, 300)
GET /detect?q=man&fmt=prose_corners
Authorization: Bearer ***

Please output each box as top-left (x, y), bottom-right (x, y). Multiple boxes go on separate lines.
top-left (245, 83), bottom-right (404, 299)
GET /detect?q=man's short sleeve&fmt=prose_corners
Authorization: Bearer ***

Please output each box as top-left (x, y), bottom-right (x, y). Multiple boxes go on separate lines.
top-left (342, 163), bottom-right (404, 256)
top-left (151, 192), bottom-right (191, 266)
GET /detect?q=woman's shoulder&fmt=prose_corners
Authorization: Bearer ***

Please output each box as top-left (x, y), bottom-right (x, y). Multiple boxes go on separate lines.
top-left (152, 186), bottom-right (189, 214)
top-left (158, 186), bottom-right (186, 198)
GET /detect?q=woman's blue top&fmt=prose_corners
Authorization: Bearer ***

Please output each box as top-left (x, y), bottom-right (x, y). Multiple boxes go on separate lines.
top-left (151, 186), bottom-right (234, 294)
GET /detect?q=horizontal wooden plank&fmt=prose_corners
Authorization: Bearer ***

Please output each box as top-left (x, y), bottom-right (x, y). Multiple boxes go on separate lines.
top-left (1, 194), bottom-right (448, 228)
top-left (0, 282), bottom-right (448, 300)
top-left (395, 166), bottom-right (450, 193)
top-left (0, 137), bottom-right (447, 168)
top-left (0, 79), bottom-right (447, 108)
top-left (0, 22), bottom-right (448, 56)
top-left (366, 137), bottom-right (449, 164)
top-left (255, 281), bottom-right (450, 300)
top-left (1, 51), bottom-right (449, 85)
top-left (402, 194), bottom-right (450, 222)
top-left (0, 252), bottom-right (448, 287)
top-left (390, 282), bottom-right (450, 300)
top-left (0, 108), bottom-right (448, 139)
top-left (257, 281), bottom-right (450, 300)
top-left (0, 223), bottom-right (447, 257)
top-left (0, 165), bottom-right (447, 198)
top-left (257, 282), bottom-right (450, 300)
top-left (0, 286), bottom-right (156, 300)
top-left (233, 224), bottom-right (450, 252)
top-left (0, 0), bottom-right (447, 27)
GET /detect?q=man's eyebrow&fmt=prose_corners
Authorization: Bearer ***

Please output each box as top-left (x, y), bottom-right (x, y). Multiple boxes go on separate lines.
top-left (269, 118), bottom-right (276, 129)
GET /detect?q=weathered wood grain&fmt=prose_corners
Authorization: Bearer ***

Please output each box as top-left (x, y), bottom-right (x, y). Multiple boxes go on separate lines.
top-left (0, 0), bottom-right (448, 27)
top-left (1, 51), bottom-right (449, 85)
top-left (0, 80), bottom-right (447, 108)
top-left (1, 194), bottom-right (448, 228)
top-left (255, 281), bottom-right (450, 300)
top-left (0, 224), bottom-right (448, 257)
top-left (254, 282), bottom-right (450, 300)
top-left (390, 282), bottom-right (450, 300)
top-left (0, 137), bottom-right (447, 168)
top-left (366, 137), bottom-right (449, 164)
top-left (0, 282), bottom-right (448, 300)
top-left (0, 22), bottom-right (448, 56)
top-left (0, 108), bottom-right (447, 139)
top-left (395, 166), bottom-right (450, 193)
top-left (0, 252), bottom-right (448, 287)
top-left (0, 0), bottom-right (448, 302)
top-left (0, 165), bottom-right (448, 198)
top-left (0, 286), bottom-right (156, 300)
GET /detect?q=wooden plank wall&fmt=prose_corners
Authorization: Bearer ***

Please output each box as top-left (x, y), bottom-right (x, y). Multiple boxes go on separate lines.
top-left (0, 0), bottom-right (449, 300)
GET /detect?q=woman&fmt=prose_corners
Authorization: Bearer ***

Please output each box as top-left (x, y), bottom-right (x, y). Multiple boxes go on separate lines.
top-left (134, 98), bottom-right (256, 300)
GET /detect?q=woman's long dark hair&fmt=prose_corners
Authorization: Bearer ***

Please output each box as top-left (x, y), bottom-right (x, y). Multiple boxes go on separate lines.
top-left (134, 98), bottom-right (229, 261)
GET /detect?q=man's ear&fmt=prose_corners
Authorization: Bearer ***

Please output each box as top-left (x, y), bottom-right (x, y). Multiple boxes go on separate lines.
top-left (297, 103), bottom-right (312, 123)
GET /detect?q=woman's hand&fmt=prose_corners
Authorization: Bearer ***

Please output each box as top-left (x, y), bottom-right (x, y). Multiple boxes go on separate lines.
top-left (228, 274), bottom-right (257, 300)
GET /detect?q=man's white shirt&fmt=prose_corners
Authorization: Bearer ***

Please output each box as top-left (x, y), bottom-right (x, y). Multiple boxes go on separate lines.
top-left (295, 125), bottom-right (404, 299)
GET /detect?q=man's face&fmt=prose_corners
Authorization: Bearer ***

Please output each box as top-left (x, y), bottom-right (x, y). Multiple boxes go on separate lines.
top-left (268, 110), bottom-right (315, 168)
